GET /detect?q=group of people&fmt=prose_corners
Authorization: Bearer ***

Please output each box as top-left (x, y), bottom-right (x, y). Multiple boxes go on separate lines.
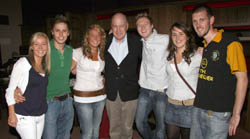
top-left (5, 4), bottom-right (248, 139)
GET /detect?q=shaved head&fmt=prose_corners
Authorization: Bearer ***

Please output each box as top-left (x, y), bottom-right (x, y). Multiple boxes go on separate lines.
top-left (111, 13), bottom-right (127, 24)
top-left (111, 13), bottom-right (128, 42)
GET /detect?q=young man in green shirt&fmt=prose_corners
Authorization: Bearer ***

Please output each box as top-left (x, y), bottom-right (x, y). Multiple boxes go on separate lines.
top-left (43, 15), bottom-right (74, 139)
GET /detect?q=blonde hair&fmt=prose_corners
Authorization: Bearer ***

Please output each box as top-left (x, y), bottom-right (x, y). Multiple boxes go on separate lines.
top-left (81, 24), bottom-right (106, 60)
top-left (29, 32), bottom-right (51, 73)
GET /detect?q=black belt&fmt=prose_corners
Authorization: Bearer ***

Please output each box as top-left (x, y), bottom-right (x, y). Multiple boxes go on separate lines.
top-left (53, 93), bottom-right (72, 101)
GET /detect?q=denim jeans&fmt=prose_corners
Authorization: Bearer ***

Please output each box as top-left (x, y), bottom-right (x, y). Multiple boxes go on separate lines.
top-left (165, 102), bottom-right (193, 128)
top-left (42, 97), bottom-right (74, 139)
top-left (135, 87), bottom-right (168, 139)
top-left (190, 107), bottom-right (231, 139)
top-left (74, 99), bottom-right (105, 139)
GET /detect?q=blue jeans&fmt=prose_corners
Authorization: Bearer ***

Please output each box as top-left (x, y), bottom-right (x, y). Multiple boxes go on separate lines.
top-left (135, 88), bottom-right (168, 139)
top-left (74, 99), bottom-right (105, 139)
top-left (42, 97), bottom-right (74, 139)
top-left (190, 107), bottom-right (231, 139)
top-left (165, 102), bottom-right (193, 128)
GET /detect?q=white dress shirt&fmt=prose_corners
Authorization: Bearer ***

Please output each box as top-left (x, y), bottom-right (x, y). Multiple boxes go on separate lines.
top-left (139, 30), bottom-right (169, 91)
top-left (166, 51), bottom-right (202, 100)
top-left (108, 34), bottom-right (128, 65)
top-left (5, 57), bottom-right (31, 106)
top-left (73, 48), bottom-right (106, 103)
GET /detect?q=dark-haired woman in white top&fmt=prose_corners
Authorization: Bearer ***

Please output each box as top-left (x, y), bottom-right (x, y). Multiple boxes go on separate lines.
top-left (165, 22), bottom-right (202, 139)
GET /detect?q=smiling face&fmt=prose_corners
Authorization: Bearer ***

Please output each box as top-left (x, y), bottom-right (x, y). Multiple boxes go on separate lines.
top-left (192, 10), bottom-right (214, 38)
top-left (88, 28), bottom-right (101, 50)
top-left (32, 36), bottom-right (48, 58)
top-left (51, 22), bottom-right (69, 46)
top-left (136, 17), bottom-right (153, 40)
top-left (111, 13), bottom-right (128, 42)
top-left (171, 27), bottom-right (188, 49)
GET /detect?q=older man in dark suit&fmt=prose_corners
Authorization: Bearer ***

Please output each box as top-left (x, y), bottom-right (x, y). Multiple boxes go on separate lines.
top-left (104, 13), bottom-right (142, 139)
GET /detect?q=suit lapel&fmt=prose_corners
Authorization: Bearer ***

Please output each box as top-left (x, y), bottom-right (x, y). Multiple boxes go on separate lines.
top-left (105, 34), bottom-right (132, 66)
top-left (105, 35), bottom-right (118, 66)
top-left (119, 34), bottom-right (131, 66)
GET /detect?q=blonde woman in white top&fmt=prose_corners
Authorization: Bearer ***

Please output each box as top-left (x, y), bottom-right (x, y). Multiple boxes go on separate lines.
top-left (6, 32), bottom-right (50, 139)
top-left (71, 24), bottom-right (106, 139)
top-left (165, 22), bottom-right (202, 139)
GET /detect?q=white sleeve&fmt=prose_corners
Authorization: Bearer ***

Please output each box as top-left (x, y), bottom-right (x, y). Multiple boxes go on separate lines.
top-left (73, 48), bottom-right (82, 62)
top-left (5, 58), bottom-right (30, 106)
top-left (165, 34), bottom-right (170, 46)
top-left (191, 52), bottom-right (202, 68)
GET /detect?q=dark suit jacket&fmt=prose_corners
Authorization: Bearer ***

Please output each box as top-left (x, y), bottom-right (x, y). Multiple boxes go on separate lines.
top-left (104, 33), bottom-right (142, 101)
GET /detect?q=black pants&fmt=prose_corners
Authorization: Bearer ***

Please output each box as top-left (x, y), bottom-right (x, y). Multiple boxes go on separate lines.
top-left (167, 124), bottom-right (190, 139)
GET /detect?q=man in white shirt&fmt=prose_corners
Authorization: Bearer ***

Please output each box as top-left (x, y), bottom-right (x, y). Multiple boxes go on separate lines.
top-left (135, 13), bottom-right (169, 139)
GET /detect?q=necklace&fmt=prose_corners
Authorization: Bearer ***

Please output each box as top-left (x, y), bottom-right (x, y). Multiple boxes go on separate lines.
top-left (91, 49), bottom-right (98, 55)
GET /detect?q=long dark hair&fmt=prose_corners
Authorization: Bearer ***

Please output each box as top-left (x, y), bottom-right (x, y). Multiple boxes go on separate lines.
top-left (167, 22), bottom-right (197, 64)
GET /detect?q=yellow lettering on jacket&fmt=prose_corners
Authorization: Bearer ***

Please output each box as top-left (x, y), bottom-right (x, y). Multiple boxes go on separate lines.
top-left (199, 74), bottom-right (214, 81)
top-left (200, 69), bottom-right (206, 74)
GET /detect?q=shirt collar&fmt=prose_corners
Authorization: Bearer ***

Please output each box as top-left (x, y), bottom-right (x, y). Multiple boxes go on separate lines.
top-left (203, 29), bottom-right (224, 47)
top-left (112, 33), bottom-right (127, 44)
top-left (141, 29), bottom-right (157, 42)
top-left (50, 39), bottom-right (56, 50)
top-left (50, 39), bottom-right (69, 50)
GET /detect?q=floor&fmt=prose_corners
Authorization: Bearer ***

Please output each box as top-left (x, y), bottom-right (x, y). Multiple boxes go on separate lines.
top-left (0, 107), bottom-right (250, 139)
top-left (0, 107), bottom-right (142, 139)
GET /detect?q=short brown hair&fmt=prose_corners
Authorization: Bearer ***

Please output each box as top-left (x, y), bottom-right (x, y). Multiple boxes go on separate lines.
top-left (135, 13), bottom-right (153, 25)
top-left (192, 4), bottom-right (213, 18)
top-left (51, 15), bottom-right (71, 30)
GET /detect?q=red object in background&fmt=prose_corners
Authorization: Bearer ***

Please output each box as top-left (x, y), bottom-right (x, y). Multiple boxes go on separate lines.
top-left (96, 9), bottom-right (149, 20)
top-left (0, 44), bottom-right (2, 66)
top-left (184, 0), bottom-right (250, 10)
top-left (99, 107), bottom-right (110, 138)
top-left (223, 26), bottom-right (250, 30)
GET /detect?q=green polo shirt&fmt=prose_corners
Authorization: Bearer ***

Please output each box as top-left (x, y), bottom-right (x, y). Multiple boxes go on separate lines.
top-left (46, 39), bottom-right (72, 100)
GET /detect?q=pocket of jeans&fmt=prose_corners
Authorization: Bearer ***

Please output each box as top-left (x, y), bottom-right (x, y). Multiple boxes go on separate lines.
top-left (164, 88), bottom-right (168, 93)
top-left (73, 101), bottom-right (80, 107)
top-left (16, 114), bottom-right (27, 126)
top-left (47, 99), bottom-right (55, 104)
top-left (68, 96), bottom-right (73, 102)
top-left (213, 111), bottom-right (231, 121)
top-left (139, 88), bottom-right (146, 93)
